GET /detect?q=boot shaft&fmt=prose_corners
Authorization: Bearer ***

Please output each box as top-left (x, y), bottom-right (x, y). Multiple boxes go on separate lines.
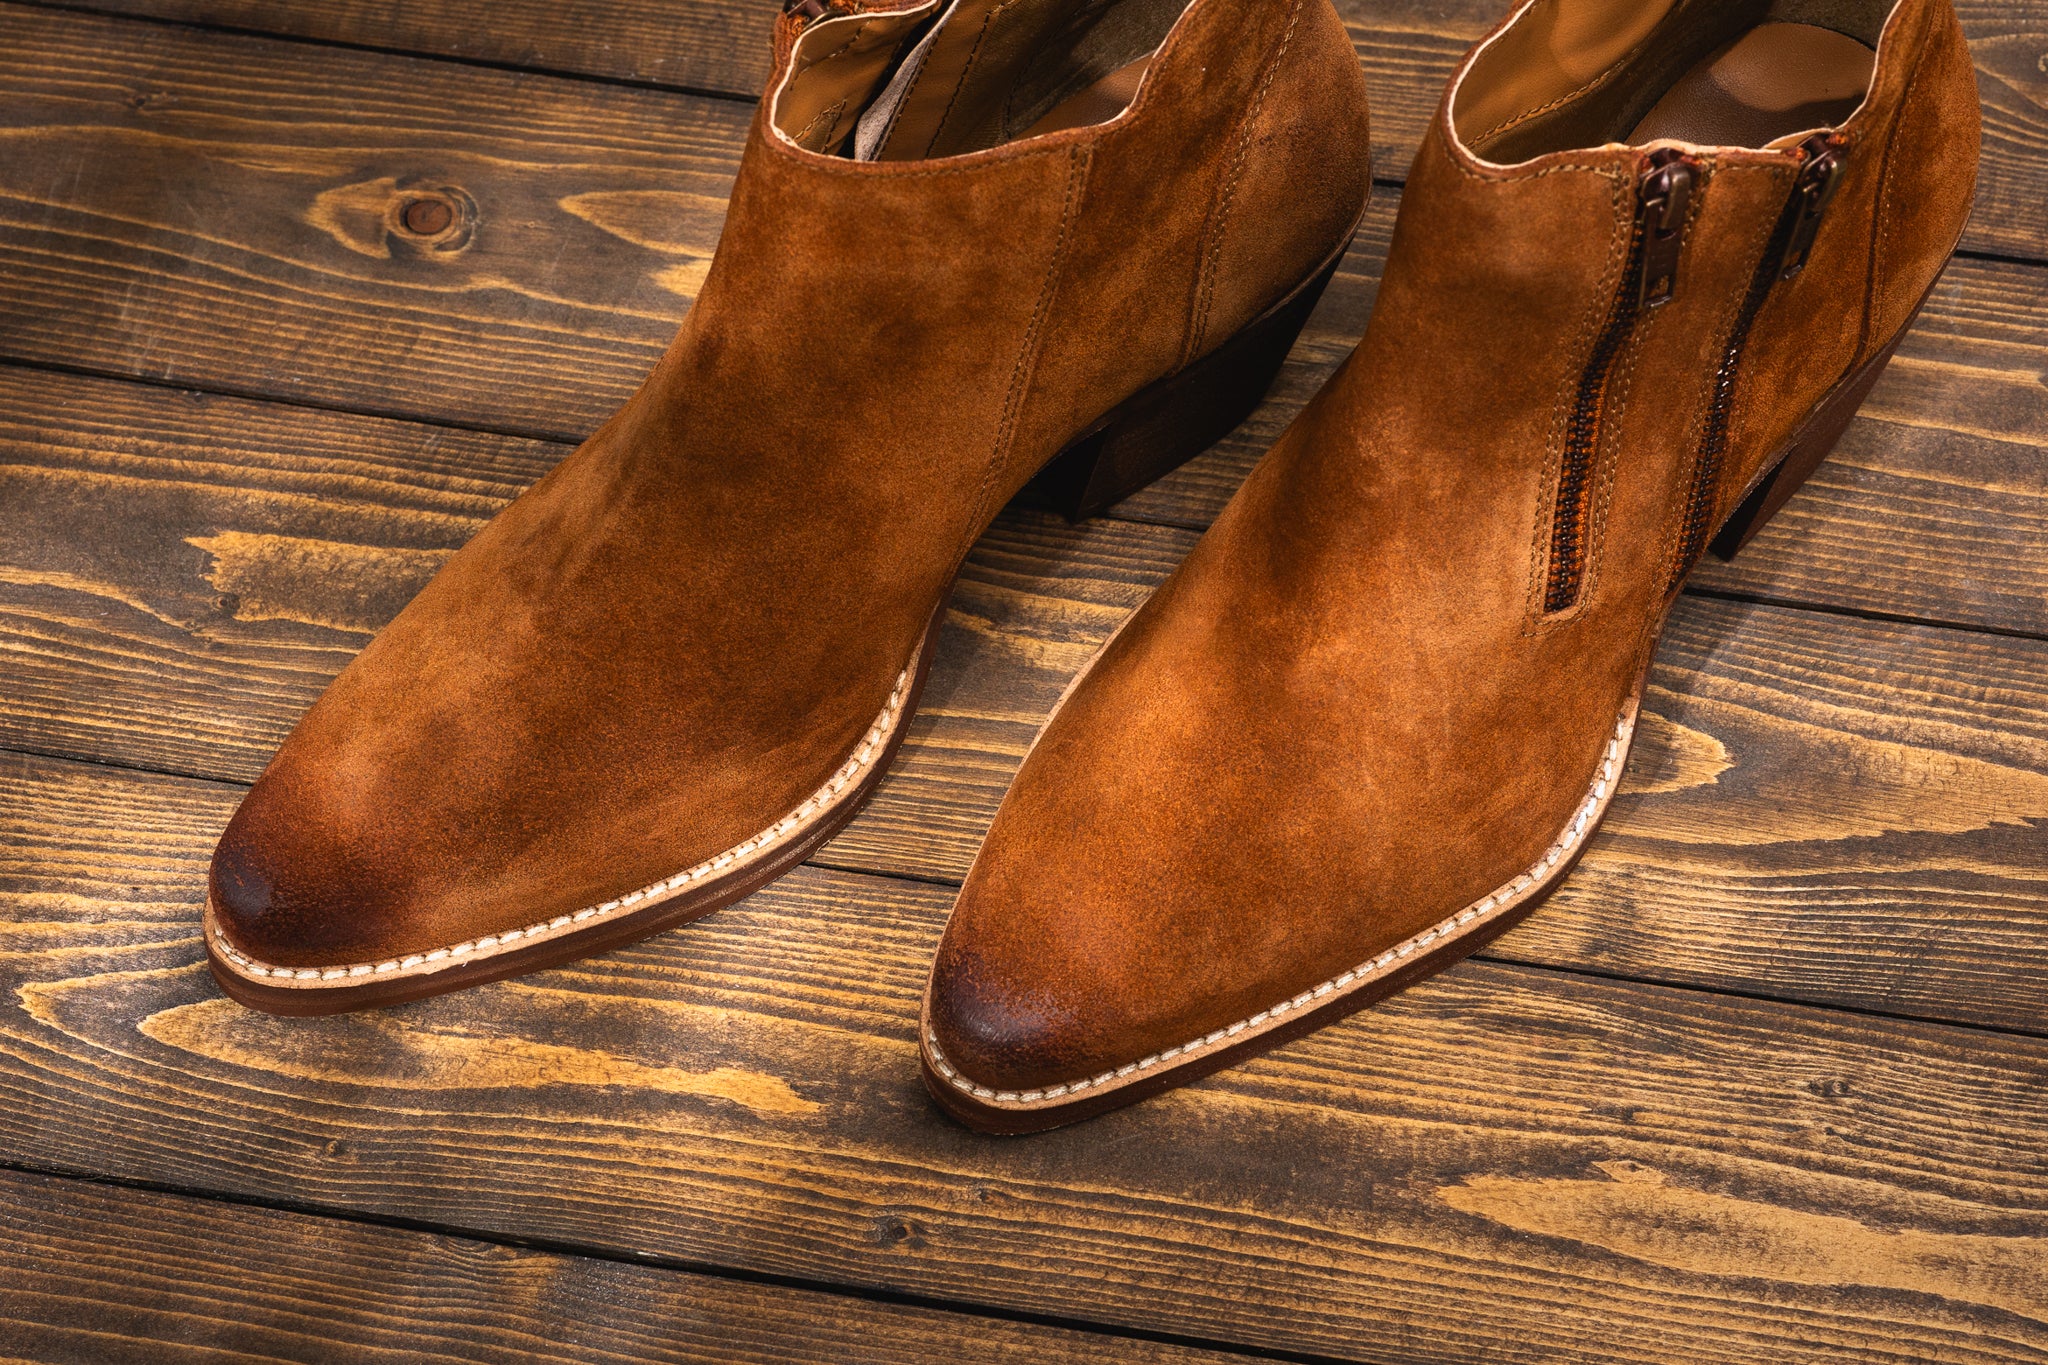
top-left (1328, 0), bottom-right (1978, 633)
top-left (684, 0), bottom-right (1373, 518)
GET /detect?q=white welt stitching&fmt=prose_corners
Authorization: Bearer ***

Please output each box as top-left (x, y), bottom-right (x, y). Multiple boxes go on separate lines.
top-left (925, 706), bottom-right (1637, 1107)
top-left (210, 664), bottom-right (915, 987)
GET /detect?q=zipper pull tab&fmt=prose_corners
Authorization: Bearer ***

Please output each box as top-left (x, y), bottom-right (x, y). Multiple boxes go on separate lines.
top-left (1635, 150), bottom-right (1697, 311)
top-left (1773, 132), bottom-right (1849, 280)
top-left (783, 0), bottom-right (830, 23)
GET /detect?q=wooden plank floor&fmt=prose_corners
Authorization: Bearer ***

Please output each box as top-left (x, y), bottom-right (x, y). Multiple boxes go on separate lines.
top-left (1, 1), bottom-right (2044, 1361)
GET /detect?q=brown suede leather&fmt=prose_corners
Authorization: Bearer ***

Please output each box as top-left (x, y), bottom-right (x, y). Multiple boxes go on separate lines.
top-left (923, 0), bottom-right (1977, 1128)
top-left (204, 0), bottom-right (1371, 1010)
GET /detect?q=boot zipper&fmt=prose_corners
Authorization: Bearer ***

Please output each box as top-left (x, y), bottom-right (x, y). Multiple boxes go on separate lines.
top-left (1668, 132), bottom-right (1847, 587)
top-left (783, 0), bottom-right (837, 26)
top-left (1543, 150), bottom-right (1697, 615)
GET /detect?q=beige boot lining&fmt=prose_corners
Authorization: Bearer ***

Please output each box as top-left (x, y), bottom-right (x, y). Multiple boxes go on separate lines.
top-left (1452, 0), bottom-right (1889, 161)
top-left (771, 0), bottom-right (1188, 160)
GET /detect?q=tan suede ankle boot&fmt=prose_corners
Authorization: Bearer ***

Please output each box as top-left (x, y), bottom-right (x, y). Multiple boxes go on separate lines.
top-left (922, 0), bottom-right (1978, 1131)
top-left (204, 0), bottom-right (1371, 1013)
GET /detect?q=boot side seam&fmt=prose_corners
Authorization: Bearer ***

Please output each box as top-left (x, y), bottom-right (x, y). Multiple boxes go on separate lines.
top-left (1520, 162), bottom-right (1633, 636)
top-left (959, 141), bottom-right (1094, 556)
top-left (1184, 0), bottom-right (1305, 366)
top-left (1858, 0), bottom-right (1940, 365)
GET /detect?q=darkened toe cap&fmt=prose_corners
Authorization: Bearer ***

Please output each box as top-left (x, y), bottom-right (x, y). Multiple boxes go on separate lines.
top-left (206, 768), bottom-right (410, 970)
top-left (925, 937), bottom-right (1108, 1093)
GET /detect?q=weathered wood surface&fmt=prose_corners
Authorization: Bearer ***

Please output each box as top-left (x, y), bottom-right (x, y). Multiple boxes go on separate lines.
top-left (2, 746), bottom-right (2045, 1365)
top-left (0, 1168), bottom-right (1248, 1365)
top-left (3, 3), bottom-right (2046, 1361)
top-left (43, 0), bottom-right (2048, 262)
top-left (0, 3), bottom-right (2043, 474)
top-left (0, 4), bottom-right (748, 440)
top-left (3, 365), bottom-right (2046, 1032)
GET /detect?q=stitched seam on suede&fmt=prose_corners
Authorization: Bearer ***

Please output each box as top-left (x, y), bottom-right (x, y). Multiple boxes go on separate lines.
top-left (1522, 166), bottom-right (1630, 637)
top-left (209, 663), bottom-right (915, 985)
top-left (1186, 0), bottom-right (1304, 364)
top-left (921, 0), bottom-right (1023, 157)
top-left (1860, 0), bottom-right (1937, 365)
top-left (1662, 162), bottom-right (1793, 593)
top-left (958, 142), bottom-right (1091, 557)
top-left (926, 705), bottom-right (1638, 1107)
top-left (1441, 136), bottom-right (1625, 187)
top-left (1464, 0), bottom-right (1710, 157)
top-left (1578, 300), bottom-right (1643, 614)
top-left (1436, 143), bottom-right (1632, 638)
top-left (1469, 57), bottom-right (1638, 152)
top-left (1577, 157), bottom-right (1714, 616)
top-left (795, 98), bottom-right (850, 151)
top-left (808, 17), bottom-right (882, 70)
top-left (870, 14), bottom-right (942, 155)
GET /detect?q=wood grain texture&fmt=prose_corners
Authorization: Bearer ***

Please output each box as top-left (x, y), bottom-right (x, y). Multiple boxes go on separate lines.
top-left (3, 366), bottom-right (2046, 1031)
top-left (38, 0), bottom-right (2048, 261)
top-left (39, 0), bottom-right (784, 99)
top-left (0, 1168), bottom-right (1247, 1365)
top-left (0, 3), bottom-right (743, 441)
top-left (1516, 596), bottom-right (2048, 1034)
top-left (1, 746), bottom-right (2045, 1365)
top-left (2, 3), bottom-right (2044, 1361)
top-left (0, 3), bottom-right (2043, 465)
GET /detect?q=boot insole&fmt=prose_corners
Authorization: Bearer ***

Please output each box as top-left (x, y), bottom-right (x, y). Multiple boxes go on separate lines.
top-left (1628, 22), bottom-right (1874, 148)
top-left (1020, 53), bottom-right (1154, 139)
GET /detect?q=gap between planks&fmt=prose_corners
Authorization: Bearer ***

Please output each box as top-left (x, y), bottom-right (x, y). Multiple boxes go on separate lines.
top-left (1, 350), bottom-right (2040, 652)
top-left (7, 0), bottom-right (2048, 273)
top-left (0, 1155), bottom-right (1352, 1365)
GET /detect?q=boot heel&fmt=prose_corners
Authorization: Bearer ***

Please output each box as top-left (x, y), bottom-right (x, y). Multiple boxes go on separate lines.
top-left (1032, 252), bottom-right (1341, 521)
top-left (1709, 292), bottom-right (1926, 560)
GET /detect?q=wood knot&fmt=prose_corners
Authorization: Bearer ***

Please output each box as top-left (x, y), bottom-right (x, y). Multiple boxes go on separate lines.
top-left (400, 198), bottom-right (453, 236)
top-left (389, 186), bottom-right (476, 253)
top-left (870, 1212), bottom-right (926, 1248)
top-left (307, 178), bottom-right (479, 259)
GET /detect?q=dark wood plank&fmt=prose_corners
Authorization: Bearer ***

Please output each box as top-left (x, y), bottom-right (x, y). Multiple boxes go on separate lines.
top-left (1, 3), bottom-right (2044, 459)
top-left (1518, 595), bottom-right (2048, 1033)
top-left (2, 746), bottom-right (2045, 1365)
top-left (42, 0), bottom-right (2048, 261)
top-left (1, 2), bottom-right (2041, 636)
top-left (0, 373), bottom-right (562, 778)
top-left (1683, 414), bottom-right (2048, 626)
top-left (4, 366), bottom-right (2047, 1032)
top-left (38, 0), bottom-right (783, 100)
top-left (0, 186), bottom-right (2041, 662)
top-left (0, 3), bottom-right (745, 441)
top-left (0, 1167), bottom-right (1245, 1365)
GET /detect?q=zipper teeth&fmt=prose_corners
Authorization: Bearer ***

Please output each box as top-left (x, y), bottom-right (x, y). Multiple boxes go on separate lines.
top-left (1543, 216), bottom-right (1649, 614)
top-left (1669, 179), bottom-right (1809, 590)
